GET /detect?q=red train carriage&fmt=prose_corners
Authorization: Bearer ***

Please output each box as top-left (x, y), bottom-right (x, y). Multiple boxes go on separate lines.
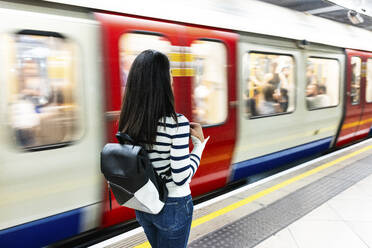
top-left (96, 12), bottom-right (238, 227)
top-left (336, 49), bottom-right (372, 147)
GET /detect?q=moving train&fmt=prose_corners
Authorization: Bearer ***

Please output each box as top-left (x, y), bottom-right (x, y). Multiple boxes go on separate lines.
top-left (1, 0), bottom-right (372, 247)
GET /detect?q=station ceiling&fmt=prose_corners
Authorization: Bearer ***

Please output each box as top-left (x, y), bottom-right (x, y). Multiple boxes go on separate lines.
top-left (259, 0), bottom-right (372, 31)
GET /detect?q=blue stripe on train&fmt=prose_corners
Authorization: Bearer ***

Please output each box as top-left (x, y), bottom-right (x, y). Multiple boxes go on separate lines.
top-left (0, 208), bottom-right (81, 248)
top-left (231, 137), bottom-right (333, 181)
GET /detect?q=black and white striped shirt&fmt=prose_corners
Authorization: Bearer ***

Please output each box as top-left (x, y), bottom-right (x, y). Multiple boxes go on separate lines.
top-left (147, 114), bottom-right (209, 197)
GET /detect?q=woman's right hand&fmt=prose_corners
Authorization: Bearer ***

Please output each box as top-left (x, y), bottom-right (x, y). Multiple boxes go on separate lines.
top-left (190, 122), bottom-right (204, 143)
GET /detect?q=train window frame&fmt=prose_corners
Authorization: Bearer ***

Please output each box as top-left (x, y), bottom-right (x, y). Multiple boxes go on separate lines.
top-left (243, 51), bottom-right (297, 120)
top-left (118, 31), bottom-right (173, 97)
top-left (305, 56), bottom-right (341, 111)
top-left (6, 30), bottom-right (84, 152)
top-left (350, 56), bottom-right (362, 106)
top-left (190, 38), bottom-right (229, 128)
top-left (365, 58), bottom-right (372, 103)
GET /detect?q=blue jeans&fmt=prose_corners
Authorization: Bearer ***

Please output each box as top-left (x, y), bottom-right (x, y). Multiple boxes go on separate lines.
top-left (135, 195), bottom-right (193, 248)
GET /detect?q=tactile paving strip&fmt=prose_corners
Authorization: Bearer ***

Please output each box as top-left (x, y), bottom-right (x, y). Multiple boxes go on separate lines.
top-left (188, 155), bottom-right (372, 248)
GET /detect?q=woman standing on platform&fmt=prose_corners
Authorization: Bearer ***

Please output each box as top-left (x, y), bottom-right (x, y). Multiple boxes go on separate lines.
top-left (118, 49), bottom-right (209, 248)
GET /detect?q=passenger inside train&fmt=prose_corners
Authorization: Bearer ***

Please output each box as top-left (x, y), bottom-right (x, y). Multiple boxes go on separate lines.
top-left (306, 83), bottom-right (330, 109)
top-left (243, 53), bottom-right (295, 117)
top-left (305, 58), bottom-right (339, 110)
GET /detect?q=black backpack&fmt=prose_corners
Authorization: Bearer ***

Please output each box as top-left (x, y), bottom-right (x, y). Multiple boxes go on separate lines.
top-left (100, 132), bottom-right (168, 214)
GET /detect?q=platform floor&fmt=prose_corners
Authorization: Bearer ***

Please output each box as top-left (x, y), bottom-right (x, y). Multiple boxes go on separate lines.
top-left (90, 139), bottom-right (372, 248)
top-left (253, 172), bottom-right (372, 248)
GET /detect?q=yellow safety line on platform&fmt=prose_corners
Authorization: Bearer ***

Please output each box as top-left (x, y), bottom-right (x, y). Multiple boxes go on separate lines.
top-left (133, 144), bottom-right (372, 248)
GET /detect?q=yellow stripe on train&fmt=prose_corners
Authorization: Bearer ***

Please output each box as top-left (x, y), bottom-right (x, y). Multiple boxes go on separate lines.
top-left (171, 68), bottom-right (195, 77)
top-left (169, 52), bottom-right (193, 62)
top-left (342, 117), bottom-right (372, 130)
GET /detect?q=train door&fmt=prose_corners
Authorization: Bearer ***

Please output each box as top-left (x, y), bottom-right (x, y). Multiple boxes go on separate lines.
top-left (181, 26), bottom-right (238, 196)
top-left (95, 13), bottom-right (185, 227)
top-left (354, 53), bottom-right (372, 140)
top-left (233, 39), bottom-right (302, 180)
top-left (364, 57), bottom-right (372, 137)
top-left (336, 49), bottom-right (365, 146)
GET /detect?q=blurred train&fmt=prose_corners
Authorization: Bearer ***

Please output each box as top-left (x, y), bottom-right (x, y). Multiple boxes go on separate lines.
top-left (1, 0), bottom-right (372, 247)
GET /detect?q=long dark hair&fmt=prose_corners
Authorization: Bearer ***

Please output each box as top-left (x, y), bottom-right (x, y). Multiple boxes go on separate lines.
top-left (118, 49), bottom-right (177, 147)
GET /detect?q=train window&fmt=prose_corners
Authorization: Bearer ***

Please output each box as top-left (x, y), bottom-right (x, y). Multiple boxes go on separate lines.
top-left (350, 56), bottom-right (361, 105)
top-left (119, 33), bottom-right (172, 96)
top-left (7, 33), bottom-right (81, 150)
top-left (191, 40), bottom-right (227, 125)
top-left (242, 53), bottom-right (295, 118)
top-left (366, 59), bottom-right (372, 103)
top-left (306, 57), bottom-right (340, 110)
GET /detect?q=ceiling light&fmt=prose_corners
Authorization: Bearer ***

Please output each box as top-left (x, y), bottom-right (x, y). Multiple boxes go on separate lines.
top-left (347, 10), bottom-right (364, 24)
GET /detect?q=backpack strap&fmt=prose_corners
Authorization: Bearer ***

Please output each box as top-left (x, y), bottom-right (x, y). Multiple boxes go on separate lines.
top-left (107, 181), bottom-right (112, 211)
top-left (116, 132), bottom-right (135, 145)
